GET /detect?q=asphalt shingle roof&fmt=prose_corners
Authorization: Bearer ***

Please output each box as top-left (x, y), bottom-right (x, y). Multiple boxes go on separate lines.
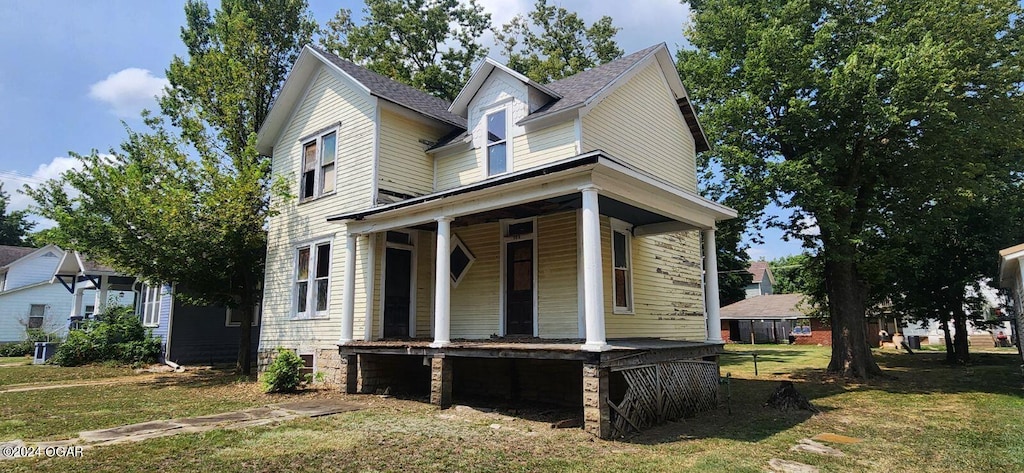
top-left (0, 245), bottom-right (35, 268)
top-left (527, 44), bottom-right (664, 121)
top-left (309, 45), bottom-right (466, 129)
top-left (748, 261), bottom-right (770, 283)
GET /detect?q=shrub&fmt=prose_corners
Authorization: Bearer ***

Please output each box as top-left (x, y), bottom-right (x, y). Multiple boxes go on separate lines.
top-left (0, 341), bottom-right (33, 357)
top-left (262, 348), bottom-right (304, 393)
top-left (50, 305), bottom-right (162, 367)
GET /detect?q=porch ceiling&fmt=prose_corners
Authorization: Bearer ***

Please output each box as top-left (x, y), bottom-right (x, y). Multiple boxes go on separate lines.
top-left (332, 151), bottom-right (736, 235)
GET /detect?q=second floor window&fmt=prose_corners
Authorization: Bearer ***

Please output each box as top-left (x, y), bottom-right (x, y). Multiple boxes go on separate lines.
top-left (486, 109), bottom-right (507, 176)
top-left (300, 131), bottom-right (337, 200)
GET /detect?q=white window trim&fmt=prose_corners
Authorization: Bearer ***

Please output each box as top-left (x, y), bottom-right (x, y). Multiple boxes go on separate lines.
top-left (298, 127), bottom-right (339, 202)
top-left (292, 238), bottom-right (333, 320)
top-left (498, 217), bottom-right (538, 337)
top-left (610, 218), bottom-right (634, 315)
top-left (28, 304), bottom-right (46, 329)
top-left (378, 230), bottom-right (417, 339)
top-left (226, 304), bottom-right (261, 327)
top-left (141, 285), bottom-right (162, 327)
top-left (483, 103), bottom-right (512, 177)
top-left (450, 234), bottom-right (476, 288)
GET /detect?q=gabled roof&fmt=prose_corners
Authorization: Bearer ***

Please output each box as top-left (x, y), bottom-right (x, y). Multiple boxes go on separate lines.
top-left (0, 245), bottom-right (36, 268)
top-left (449, 57), bottom-right (561, 116)
top-left (720, 293), bottom-right (809, 320)
top-left (52, 250), bottom-right (118, 280)
top-left (520, 43), bottom-right (710, 152)
top-left (257, 45), bottom-right (466, 155)
top-left (747, 261), bottom-right (775, 285)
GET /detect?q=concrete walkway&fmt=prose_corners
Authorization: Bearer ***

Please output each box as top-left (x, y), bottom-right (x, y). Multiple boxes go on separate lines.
top-left (1, 399), bottom-right (362, 459)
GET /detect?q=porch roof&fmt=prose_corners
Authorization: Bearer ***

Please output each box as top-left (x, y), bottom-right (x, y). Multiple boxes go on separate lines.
top-left (328, 151), bottom-right (736, 234)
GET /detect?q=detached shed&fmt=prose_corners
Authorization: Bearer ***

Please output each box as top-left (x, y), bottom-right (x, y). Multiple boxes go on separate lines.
top-left (719, 294), bottom-right (827, 345)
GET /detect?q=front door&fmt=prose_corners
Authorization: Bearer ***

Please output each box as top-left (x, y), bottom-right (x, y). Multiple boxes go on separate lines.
top-left (383, 246), bottom-right (412, 338)
top-left (505, 239), bottom-right (534, 336)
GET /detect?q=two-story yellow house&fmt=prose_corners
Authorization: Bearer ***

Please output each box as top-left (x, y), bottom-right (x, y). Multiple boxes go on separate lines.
top-left (255, 43), bottom-right (735, 438)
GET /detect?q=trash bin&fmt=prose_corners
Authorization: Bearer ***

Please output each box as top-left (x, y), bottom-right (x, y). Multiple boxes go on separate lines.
top-left (33, 342), bottom-right (59, 364)
top-left (906, 335), bottom-right (921, 350)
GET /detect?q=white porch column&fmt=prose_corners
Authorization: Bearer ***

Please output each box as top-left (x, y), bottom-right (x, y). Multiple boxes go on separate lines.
top-left (431, 217), bottom-right (452, 348)
top-left (703, 228), bottom-right (723, 342)
top-left (94, 275), bottom-right (109, 312)
top-left (580, 185), bottom-right (609, 352)
top-left (70, 287), bottom-right (85, 319)
top-left (339, 233), bottom-right (357, 345)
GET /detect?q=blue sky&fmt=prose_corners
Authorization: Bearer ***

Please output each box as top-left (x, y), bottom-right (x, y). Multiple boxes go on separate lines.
top-left (0, 0), bottom-right (802, 260)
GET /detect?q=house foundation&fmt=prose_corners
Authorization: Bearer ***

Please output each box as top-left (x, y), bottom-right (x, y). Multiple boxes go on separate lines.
top-left (337, 338), bottom-right (722, 439)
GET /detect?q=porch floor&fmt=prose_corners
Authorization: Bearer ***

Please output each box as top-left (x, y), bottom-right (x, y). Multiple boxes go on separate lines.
top-left (338, 338), bottom-right (723, 367)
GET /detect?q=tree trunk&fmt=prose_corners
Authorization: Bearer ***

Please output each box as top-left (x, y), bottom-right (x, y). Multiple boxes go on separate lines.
top-left (236, 282), bottom-right (255, 376)
top-left (952, 310), bottom-right (970, 365)
top-left (940, 315), bottom-right (954, 362)
top-left (824, 242), bottom-right (883, 378)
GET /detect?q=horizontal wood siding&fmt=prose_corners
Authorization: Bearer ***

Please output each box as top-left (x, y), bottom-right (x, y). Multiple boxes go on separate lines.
top-left (0, 284), bottom-right (74, 342)
top-left (605, 224), bottom-right (706, 340)
top-left (5, 251), bottom-right (61, 290)
top-left (415, 230), bottom-right (435, 338)
top-left (537, 212), bottom-right (578, 338)
top-left (512, 121), bottom-right (578, 172)
top-left (435, 147), bottom-right (483, 190)
top-left (449, 222), bottom-right (501, 339)
top-left (261, 65), bottom-right (375, 352)
top-left (582, 61), bottom-right (698, 192)
top-left (378, 110), bottom-right (442, 198)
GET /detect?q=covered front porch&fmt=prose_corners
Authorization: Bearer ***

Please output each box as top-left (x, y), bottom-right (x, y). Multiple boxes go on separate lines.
top-left (327, 151), bottom-right (735, 437)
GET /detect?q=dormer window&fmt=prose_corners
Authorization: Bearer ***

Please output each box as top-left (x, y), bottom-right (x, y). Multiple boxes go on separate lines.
top-left (300, 130), bottom-right (337, 200)
top-left (486, 109), bottom-right (507, 176)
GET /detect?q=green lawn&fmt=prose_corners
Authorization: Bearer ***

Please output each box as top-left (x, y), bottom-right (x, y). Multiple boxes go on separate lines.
top-left (0, 356), bottom-right (31, 365)
top-left (0, 364), bottom-right (136, 387)
top-left (2, 345), bottom-right (1022, 472)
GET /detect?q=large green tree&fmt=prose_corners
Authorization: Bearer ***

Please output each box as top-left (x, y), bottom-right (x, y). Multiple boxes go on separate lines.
top-left (0, 184), bottom-right (35, 247)
top-left (494, 0), bottom-right (622, 83)
top-left (28, 0), bottom-right (316, 375)
top-left (678, 0), bottom-right (1024, 377)
top-left (320, 0), bottom-right (490, 101)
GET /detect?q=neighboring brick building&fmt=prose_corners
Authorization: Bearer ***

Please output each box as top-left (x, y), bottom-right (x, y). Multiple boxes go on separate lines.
top-left (719, 293), bottom-right (831, 345)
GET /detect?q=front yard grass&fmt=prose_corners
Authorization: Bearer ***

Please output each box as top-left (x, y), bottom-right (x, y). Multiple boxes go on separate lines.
top-left (2, 345), bottom-right (1022, 472)
top-left (0, 356), bottom-right (30, 365)
top-left (0, 364), bottom-right (136, 387)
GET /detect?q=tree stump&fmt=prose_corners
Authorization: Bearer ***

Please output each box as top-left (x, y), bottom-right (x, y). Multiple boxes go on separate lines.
top-left (764, 381), bottom-right (818, 412)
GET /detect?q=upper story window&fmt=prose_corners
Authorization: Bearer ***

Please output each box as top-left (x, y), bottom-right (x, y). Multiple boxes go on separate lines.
top-left (486, 109), bottom-right (507, 176)
top-left (300, 131), bottom-right (337, 200)
top-left (294, 241), bottom-right (331, 319)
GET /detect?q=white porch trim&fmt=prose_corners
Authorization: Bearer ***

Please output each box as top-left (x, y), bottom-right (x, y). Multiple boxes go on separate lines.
top-left (580, 185), bottom-right (610, 351)
top-left (339, 233), bottom-right (357, 345)
top-left (431, 217), bottom-right (452, 348)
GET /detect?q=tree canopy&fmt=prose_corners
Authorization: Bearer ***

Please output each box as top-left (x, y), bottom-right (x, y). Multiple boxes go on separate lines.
top-left (320, 0), bottom-right (491, 101)
top-left (27, 0), bottom-right (316, 375)
top-left (0, 184), bottom-right (35, 247)
top-left (678, 0), bottom-right (1024, 377)
top-left (494, 0), bottom-right (623, 83)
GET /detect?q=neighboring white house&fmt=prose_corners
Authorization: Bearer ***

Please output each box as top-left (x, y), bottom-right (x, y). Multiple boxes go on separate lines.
top-left (745, 261), bottom-right (775, 298)
top-left (0, 245), bottom-right (133, 343)
top-left (998, 243), bottom-right (1024, 361)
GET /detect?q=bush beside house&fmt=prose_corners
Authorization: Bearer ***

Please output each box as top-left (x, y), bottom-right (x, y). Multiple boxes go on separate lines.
top-left (50, 306), bottom-right (162, 366)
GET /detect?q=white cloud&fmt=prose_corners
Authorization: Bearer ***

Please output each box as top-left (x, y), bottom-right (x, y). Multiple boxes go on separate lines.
top-left (798, 215), bottom-right (820, 236)
top-left (476, 0), bottom-right (692, 58)
top-left (1, 156), bottom-right (88, 230)
top-left (88, 68), bottom-right (169, 117)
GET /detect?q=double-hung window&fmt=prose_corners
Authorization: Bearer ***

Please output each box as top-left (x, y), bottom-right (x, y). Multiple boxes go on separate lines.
top-left (611, 221), bottom-right (633, 313)
top-left (141, 284), bottom-right (162, 327)
top-left (294, 242), bottom-right (331, 319)
top-left (28, 304), bottom-right (45, 329)
top-left (300, 131), bottom-right (337, 200)
top-left (486, 109), bottom-right (507, 176)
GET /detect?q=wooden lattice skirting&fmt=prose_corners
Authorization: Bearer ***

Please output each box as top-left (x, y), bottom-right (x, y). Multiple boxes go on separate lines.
top-left (608, 360), bottom-right (720, 437)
